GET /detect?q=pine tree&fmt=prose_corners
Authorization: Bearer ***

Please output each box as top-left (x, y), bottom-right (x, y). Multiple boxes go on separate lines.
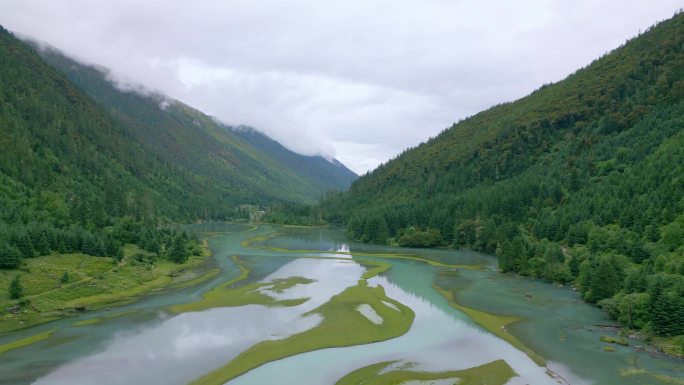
top-left (584, 256), bottom-right (622, 303)
top-left (9, 275), bottom-right (23, 299)
top-left (374, 217), bottom-right (390, 244)
top-left (37, 231), bottom-right (51, 255)
top-left (0, 241), bottom-right (21, 269)
top-left (16, 233), bottom-right (34, 258)
top-left (168, 236), bottom-right (188, 264)
top-left (496, 240), bottom-right (515, 272)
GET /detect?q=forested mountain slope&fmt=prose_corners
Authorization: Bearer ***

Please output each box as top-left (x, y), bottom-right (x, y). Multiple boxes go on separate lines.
top-left (231, 126), bottom-right (357, 192)
top-left (36, 45), bottom-right (357, 207)
top-left (0, 25), bottom-right (354, 269)
top-left (322, 13), bottom-right (684, 340)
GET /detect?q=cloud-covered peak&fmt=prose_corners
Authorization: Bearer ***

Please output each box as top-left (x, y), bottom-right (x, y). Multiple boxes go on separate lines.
top-left (1, 0), bottom-right (680, 173)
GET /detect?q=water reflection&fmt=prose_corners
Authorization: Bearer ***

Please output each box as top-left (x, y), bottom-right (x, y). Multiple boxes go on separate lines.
top-left (32, 258), bottom-right (364, 385)
top-left (9, 225), bottom-right (680, 385)
top-left (230, 273), bottom-right (577, 385)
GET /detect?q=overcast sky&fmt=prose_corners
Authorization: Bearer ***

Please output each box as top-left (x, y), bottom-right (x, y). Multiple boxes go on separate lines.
top-left (1, 1), bottom-right (681, 173)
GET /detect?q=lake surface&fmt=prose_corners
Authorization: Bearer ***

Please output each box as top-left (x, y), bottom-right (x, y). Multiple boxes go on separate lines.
top-left (0, 223), bottom-right (681, 385)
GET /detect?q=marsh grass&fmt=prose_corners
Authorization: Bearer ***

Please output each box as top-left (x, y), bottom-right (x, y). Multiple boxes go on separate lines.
top-left (0, 330), bottom-right (54, 356)
top-left (432, 284), bottom-right (545, 366)
top-left (334, 359), bottom-right (516, 385)
top-left (190, 280), bottom-right (414, 385)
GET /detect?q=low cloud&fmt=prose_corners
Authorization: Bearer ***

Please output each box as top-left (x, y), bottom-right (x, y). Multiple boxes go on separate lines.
top-left (1, 0), bottom-right (680, 173)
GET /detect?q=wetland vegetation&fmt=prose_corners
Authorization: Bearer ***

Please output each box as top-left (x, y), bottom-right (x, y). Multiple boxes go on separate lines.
top-left (2, 224), bottom-right (681, 385)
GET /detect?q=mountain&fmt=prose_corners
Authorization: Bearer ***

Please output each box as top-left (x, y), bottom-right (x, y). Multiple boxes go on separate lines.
top-left (34, 44), bottom-right (357, 207)
top-left (0, 25), bottom-right (354, 267)
top-left (322, 13), bottom-right (684, 337)
top-left (229, 126), bottom-right (357, 193)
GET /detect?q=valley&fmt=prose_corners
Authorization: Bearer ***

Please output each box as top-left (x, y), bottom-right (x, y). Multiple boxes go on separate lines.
top-left (0, 6), bottom-right (682, 385)
top-left (1, 224), bottom-right (681, 385)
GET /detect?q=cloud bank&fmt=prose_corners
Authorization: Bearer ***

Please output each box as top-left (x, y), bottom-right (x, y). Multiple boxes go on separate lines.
top-left (1, 0), bottom-right (680, 173)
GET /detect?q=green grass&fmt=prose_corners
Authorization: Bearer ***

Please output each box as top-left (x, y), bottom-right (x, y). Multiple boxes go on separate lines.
top-left (71, 318), bottom-right (101, 327)
top-left (651, 336), bottom-right (684, 359)
top-left (600, 336), bottom-right (629, 346)
top-left (0, 330), bottom-right (55, 356)
top-left (359, 259), bottom-right (392, 279)
top-left (168, 268), bottom-right (221, 290)
top-left (190, 280), bottom-right (415, 385)
top-left (0, 241), bottom-right (214, 333)
top-left (169, 255), bottom-right (311, 313)
top-left (170, 277), bottom-right (311, 313)
top-left (335, 359), bottom-right (515, 385)
top-left (171, 254), bottom-right (392, 314)
top-left (433, 284), bottom-right (545, 366)
top-left (651, 374), bottom-right (684, 385)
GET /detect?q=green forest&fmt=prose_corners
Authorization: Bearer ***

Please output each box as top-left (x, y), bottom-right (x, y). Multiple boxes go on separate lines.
top-left (0, 25), bottom-right (354, 276)
top-left (319, 14), bottom-right (684, 341)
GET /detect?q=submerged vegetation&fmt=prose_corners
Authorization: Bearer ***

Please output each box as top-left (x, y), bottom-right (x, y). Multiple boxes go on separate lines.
top-left (432, 284), bottom-right (544, 366)
top-left (0, 330), bottom-right (54, 356)
top-left (335, 359), bottom-right (516, 385)
top-left (191, 279), bottom-right (414, 385)
top-left (170, 265), bottom-right (311, 313)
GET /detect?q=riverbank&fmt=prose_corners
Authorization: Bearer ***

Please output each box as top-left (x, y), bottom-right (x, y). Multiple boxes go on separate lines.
top-left (0, 239), bottom-right (217, 335)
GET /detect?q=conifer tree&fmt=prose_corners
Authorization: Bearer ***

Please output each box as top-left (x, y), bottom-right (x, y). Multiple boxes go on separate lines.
top-left (9, 275), bottom-right (23, 299)
top-left (0, 241), bottom-right (21, 269)
top-left (168, 236), bottom-right (188, 264)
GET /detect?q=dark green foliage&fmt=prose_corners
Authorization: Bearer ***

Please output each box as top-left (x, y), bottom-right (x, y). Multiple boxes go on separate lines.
top-left (16, 234), bottom-right (34, 259)
top-left (320, 13), bottom-right (684, 338)
top-left (397, 227), bottom-right (441, 248)
top-left (36, 231), bottom-right (51, 255)
top-left (60, 271), bottom-right (69, 284)
top-left (617, 292), bottom-right (650, 330)
top-left (0, 241), bottom-right (21, 269)
top-left (647, 276), bottom-right (684, 337)
top-left (261, 203), bottom-right (325, 226)
top-left (167, 236), bottom-right (189, 264)
top-left (580, 255), bottom-right (625, 303)
top-left (9, 275), bottom-right (23, 299)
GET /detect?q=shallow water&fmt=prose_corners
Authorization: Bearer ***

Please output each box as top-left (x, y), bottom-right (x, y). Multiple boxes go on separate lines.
top-left (0, 223), bottom-right (681, 385)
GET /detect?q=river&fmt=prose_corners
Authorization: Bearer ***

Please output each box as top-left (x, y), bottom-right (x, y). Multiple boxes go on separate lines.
top-left (0, 223), bottom-right (681, 385)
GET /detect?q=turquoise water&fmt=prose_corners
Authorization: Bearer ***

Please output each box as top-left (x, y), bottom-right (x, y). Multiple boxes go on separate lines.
top-left (0, 224), bottom-right (681, 385)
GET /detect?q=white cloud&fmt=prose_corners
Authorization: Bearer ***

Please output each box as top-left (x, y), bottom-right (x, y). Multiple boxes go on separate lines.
top-left (0, 0), bottom-right (680, 173)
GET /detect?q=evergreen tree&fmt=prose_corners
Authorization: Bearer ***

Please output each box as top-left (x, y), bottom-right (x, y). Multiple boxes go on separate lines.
top-left (496, 240), bottom-right (515, 272)
top-left (650, 291), bottom-right (684, 336)
top-left (168, 236), bottom-right (188, 264)
top-left (374, 218), bottom-right (390, 244)
top-left (37, 231), bottom-right (51, 255)
top-left (583, 256), bottom-right (623, 303)
top-left (0, 241), bottom-right (21, 269)
top-left (9, 275), bottom-right (23, 299)
top-left (16, 233), bottom-right (34, 258)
